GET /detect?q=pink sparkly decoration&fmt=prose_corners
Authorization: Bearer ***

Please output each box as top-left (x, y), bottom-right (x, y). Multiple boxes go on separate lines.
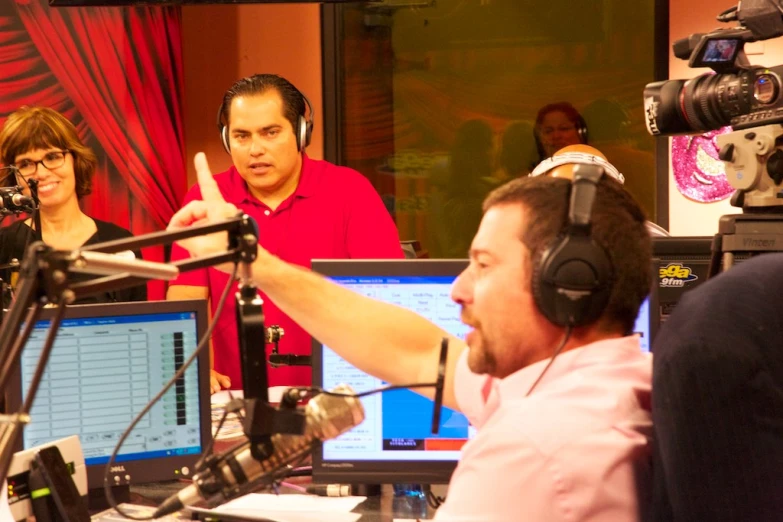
top-left (671, 127), bottom-right (734, 203)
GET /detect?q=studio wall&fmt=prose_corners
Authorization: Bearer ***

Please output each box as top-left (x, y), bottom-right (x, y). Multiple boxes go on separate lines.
top-left (182, 4), bottom-right (323, 187)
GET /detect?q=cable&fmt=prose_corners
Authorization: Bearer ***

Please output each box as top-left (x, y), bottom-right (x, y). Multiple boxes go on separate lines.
top-left (196, 405), bottom-right (231, 472)
top-left (288, 382), bottom-right (439, 402)
top-left (526, 326), bottom-right (573, 397)
top-left (423, 484), bottom-right (445, 509)
top-left (280, 481), bottom-right (307, 493)
top-left (286, 466), bottom-right (312, 478)
top-left (103, 263), bottom-right (239, 520)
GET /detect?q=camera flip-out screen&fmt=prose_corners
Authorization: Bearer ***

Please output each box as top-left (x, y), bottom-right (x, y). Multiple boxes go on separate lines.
top-left (692, 38), bottom-right (741, 68)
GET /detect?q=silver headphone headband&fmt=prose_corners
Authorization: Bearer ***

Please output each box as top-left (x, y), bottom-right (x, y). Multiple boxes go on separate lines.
top-left (530, 152), bottom-right (625, 184)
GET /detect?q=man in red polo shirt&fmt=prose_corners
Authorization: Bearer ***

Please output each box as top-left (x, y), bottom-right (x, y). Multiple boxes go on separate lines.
top-left (168, 74), bottom-right (402, 392)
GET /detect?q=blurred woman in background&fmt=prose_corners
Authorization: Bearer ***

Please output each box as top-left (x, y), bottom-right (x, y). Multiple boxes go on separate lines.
top-left (534, 102), bottom-right (588, 165)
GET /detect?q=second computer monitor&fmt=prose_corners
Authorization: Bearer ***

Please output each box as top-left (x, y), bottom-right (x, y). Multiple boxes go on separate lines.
top-left (312, 260), bottom-right (469, 484)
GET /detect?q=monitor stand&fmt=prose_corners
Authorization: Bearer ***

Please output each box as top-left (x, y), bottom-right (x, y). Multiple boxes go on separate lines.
top-left (88, 484), bottom-right (130, 512)
top-left (354, 484), bottom-right (381, 497)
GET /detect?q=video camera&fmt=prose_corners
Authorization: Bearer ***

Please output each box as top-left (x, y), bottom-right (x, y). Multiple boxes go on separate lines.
top-left (643, 0), bottom-right (783, 210)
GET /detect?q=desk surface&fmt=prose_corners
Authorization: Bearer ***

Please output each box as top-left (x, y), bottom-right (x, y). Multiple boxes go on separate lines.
top-left (127, 482), bottom-right (436, 522)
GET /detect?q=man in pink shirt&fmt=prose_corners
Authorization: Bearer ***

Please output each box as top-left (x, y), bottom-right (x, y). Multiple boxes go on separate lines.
top-left (168, 74), bottom-right (402, 392)
top-left (171, 154), bottom-right (653, 520)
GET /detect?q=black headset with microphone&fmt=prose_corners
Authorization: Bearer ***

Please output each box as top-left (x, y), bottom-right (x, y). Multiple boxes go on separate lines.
top-left (215, 76), bottom-right (315, 154)
top-left (531, 164), bottom-right (614, 328)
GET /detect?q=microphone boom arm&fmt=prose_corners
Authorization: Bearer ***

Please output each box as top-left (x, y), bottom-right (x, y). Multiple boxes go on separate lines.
top-left (0, 213), bottom-right (262, 487)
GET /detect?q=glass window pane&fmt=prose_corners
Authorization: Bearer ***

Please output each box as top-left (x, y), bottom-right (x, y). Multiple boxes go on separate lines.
top-left (332, 0), bottom-right (659, 258)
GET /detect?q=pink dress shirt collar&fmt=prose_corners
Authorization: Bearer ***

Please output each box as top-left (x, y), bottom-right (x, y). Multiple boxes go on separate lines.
top-left (440, 335), bottom-right (652, 521)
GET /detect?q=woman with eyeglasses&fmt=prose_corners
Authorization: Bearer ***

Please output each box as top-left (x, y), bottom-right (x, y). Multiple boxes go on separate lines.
top-left (0, 106), bottom-right (146, 304)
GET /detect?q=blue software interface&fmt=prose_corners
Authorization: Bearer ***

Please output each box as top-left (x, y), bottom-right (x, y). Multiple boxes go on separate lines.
top-left (20, 311), bottom-right (202, 465)
top-left (321, 275), bottom-right (652, 462)
top-left (322, 275), bottom-right (472, 462)
top-left (634, 297), bottom-right (651, 352)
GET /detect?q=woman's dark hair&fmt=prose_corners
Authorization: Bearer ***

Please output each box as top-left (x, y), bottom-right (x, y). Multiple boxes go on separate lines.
top-left (0, 106), bottom-right (96, 198)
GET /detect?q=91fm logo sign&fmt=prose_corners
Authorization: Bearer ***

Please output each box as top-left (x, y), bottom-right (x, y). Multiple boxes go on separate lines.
top-left (659, 263), bottom-right (699, 288)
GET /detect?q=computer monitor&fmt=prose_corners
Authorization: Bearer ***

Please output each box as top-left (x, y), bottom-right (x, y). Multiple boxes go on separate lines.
top-left (310, 259), bottom-right (652, 484)
top-left (3, 299), bottom-right (211, 494)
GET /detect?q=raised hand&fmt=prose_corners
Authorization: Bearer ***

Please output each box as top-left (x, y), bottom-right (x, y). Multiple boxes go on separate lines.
top-left (168, 153), bottom-right (239, 258)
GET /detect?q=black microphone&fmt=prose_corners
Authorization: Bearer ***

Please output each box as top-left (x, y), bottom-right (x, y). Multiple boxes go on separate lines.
top-left (10, 193), bottom-right (34, 207)
top-left (152, 384), bottom-right (364, 518)
top-left (0, 187), bottom-right (34, 213)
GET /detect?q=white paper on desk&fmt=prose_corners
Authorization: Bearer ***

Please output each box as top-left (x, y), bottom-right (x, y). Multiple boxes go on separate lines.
top-left (201, 493), bottom-right (365, 522)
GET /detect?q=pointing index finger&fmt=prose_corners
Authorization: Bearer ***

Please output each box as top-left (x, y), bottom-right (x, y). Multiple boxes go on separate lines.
top-left (194, 152), bottom-right (224, 204)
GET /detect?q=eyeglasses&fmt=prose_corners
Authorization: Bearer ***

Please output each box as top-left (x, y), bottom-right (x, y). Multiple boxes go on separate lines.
top-left (14, 150), bottom-right (70, 178)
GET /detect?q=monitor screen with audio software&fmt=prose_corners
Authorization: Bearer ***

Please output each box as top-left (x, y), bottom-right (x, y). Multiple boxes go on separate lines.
top-left (4, 299), bottom-right (211, 492)
top-left (310, 260), bottom-right (652, 484)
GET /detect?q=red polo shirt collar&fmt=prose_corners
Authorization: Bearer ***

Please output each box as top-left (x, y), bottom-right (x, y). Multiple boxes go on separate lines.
top-left (227, 154), bottom-right (318, 211)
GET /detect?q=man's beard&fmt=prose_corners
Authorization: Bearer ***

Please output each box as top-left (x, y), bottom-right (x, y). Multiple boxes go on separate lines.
top-left (467, 330), bottom-right (498, 375)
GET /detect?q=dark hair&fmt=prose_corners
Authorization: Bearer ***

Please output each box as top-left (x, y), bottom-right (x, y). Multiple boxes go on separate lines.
top-left (535, 102), bottom-right (585, 129)
top-left (0, 106), bottom-right (96, 198)
top-left (218, 74), bottom-right (306, 136)
top-left (483, 175), bottom-right (651, 334)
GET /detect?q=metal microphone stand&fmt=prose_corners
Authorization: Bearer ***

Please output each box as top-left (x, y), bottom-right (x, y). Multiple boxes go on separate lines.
top-left (26, 179), bottom-right (42, 242)
top-left (267, 323), bottom-right (310, 368)
top-left (0, 213), bottom-right (305, 486)
top-left (201, 260), bottom-right (306, 484)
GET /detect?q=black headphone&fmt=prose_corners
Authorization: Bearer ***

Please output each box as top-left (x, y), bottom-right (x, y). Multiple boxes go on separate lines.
top-left (215, 80), bottom-right (315, 154)
top-left (531, 164), bottom-right (613, 327)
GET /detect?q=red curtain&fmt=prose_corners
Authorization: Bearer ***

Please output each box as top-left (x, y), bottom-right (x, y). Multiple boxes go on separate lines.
top-left (0, 11), bottom-right (73, 125)
top-left (14, 0), bottom-right (185, 228)
top-left (1, 0), bottom-right (187, 299)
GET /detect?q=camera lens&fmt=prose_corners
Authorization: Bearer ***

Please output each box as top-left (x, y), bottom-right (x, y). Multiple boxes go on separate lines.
top-left (683, 73), bottom-right (746, 130)
top-left (753, 73), bottom-right (779, 104)
top-left (644, 71), bottom-right (751, 135)
top-left (644, 79), bottom-right (691, 135)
